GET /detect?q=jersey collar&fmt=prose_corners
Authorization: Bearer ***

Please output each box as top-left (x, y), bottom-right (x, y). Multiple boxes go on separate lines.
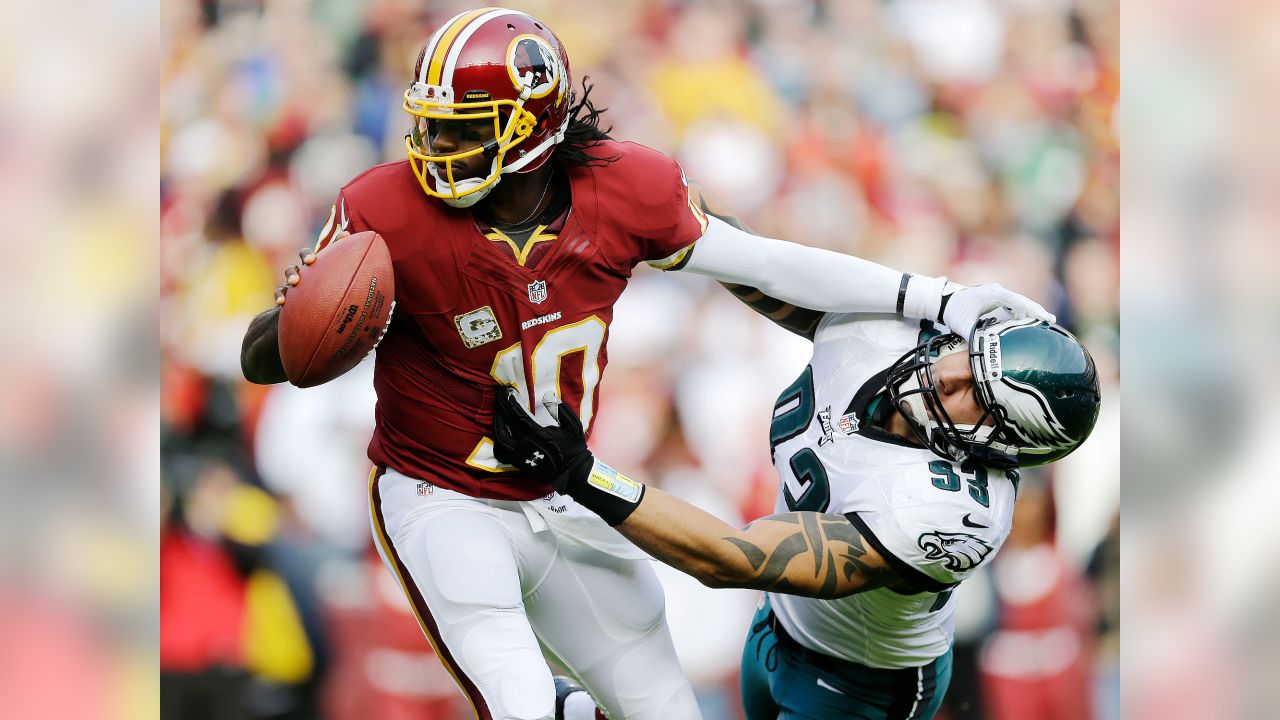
top-left (844, 369), bottom-right (924, 450)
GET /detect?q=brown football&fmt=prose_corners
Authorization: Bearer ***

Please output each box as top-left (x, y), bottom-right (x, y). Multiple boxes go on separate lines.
top-left (278, 231), bottom-right (395, 388)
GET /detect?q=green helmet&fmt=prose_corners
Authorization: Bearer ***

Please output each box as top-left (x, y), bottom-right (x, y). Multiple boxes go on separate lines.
top-left (886, 317), bottom-right (1101, 468)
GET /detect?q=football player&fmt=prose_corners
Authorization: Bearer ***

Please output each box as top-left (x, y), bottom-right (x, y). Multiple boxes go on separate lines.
top-left (240, 8), bottom-right (1053, 720)
top-left (493, 315), bottom-right (1101, 719)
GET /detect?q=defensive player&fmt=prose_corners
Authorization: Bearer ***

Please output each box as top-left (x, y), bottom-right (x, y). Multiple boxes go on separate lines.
top-left (240, 8), bottom-right (1052, 720)
top-left (493, 314), bottom-right (1100, 719)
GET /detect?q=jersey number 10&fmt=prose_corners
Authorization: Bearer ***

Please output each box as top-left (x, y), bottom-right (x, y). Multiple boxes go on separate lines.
top-left (467, 317), bottom-right (607, 472)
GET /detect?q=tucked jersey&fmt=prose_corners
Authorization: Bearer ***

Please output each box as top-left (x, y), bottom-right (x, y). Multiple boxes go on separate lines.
top-left (767, 312), bottom-right (1018, 669)
top-left (313, 140), bottom-right (709, 500)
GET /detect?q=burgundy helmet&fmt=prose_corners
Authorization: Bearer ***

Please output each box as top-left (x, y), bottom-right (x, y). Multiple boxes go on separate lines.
top-left (403, 7), bottom-right (572, 207)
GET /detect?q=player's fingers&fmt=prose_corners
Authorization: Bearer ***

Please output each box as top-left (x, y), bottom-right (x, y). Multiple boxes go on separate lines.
top-left (274, 286), bottom-right (287, 305)
top-left (1004, 294), bottom-right (1055, 324)
top-left (298, 247), bottom-right (316, 265)
top-left (985, 307), bottom-right (1014, 324)
top-left (492, 398), bottom-right (513, 446)
top-left (556, 401), bottom-right (583, 436)
top-left (540, 391), bottom-right (563, 425)
top-left (284, 264), bottom-right (302, 285)
top-left (1031, 306), bottom-right (1056, 324)
top-left (499, 387), bottom-right (535, 427)
top-left (542, 391), bottom-right (576, 428)
top-left (495, 387), bottom-right (517, 419)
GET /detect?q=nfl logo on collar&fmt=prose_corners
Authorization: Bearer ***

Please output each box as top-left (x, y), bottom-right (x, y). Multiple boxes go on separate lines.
top-left (527, 280), bottom-right (548, 304)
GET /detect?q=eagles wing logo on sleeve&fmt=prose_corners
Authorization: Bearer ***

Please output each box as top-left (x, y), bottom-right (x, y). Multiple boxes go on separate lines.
top-left (917, 532), bottom-right (994, 572)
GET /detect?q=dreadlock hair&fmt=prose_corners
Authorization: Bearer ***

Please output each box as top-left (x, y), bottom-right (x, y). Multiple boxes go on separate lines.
top-left (552, 77), bottom-right (619, 169)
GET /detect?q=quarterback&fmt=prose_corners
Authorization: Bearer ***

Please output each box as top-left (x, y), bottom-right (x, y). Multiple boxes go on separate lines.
top-left (240, 7), bottom-right (1051, 720)
top-left (494, 315), bottom-right (1100, 719)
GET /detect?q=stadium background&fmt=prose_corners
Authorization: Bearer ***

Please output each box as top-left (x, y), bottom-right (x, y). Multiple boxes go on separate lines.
top-left (160, 0), bottom-right (1118, 718)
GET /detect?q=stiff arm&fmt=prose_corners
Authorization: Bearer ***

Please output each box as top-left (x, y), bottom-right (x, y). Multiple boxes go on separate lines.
top-left (685, 181), bottom-right (826, 340)
top-left (617, 486), bottom-right (910, 599)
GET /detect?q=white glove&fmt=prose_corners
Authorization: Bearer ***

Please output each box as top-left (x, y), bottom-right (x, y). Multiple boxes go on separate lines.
top-left (942, 282), bottom-right (1055, 337)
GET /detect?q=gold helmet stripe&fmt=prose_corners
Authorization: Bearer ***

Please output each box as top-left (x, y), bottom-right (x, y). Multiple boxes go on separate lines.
top-left (416, 13), bottom-right (454, 84)
top-left (442, 8), bottom-right (521, 89)
top-left (426, 7), bottom-right (497, 86)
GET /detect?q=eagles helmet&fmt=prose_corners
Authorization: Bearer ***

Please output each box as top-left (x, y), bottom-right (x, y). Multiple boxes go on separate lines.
top-left (886, 317), bottom-right (1101, 469)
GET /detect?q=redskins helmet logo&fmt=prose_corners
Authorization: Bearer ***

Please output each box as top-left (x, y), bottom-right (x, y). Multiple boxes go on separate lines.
top-left (507, 34), bottom-right (561, 100)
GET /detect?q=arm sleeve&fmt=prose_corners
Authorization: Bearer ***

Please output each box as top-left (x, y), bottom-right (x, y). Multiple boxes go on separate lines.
top-left (678, 216), bottom-right (947, 319)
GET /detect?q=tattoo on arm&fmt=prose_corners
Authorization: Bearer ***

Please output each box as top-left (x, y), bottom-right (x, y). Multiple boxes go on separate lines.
top-left (721, 514), bottom-right (896, 598)
top-left (721, 284), bottom-right (823, 339)
top-left (687, 181), bottom-right (824, 340)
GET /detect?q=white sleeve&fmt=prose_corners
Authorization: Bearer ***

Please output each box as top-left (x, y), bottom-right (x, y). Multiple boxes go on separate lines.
top-left (678, 216), bottom-right (947, 320)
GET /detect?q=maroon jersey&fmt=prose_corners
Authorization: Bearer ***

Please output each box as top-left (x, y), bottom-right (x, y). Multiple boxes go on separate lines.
top-left (313, 140), bottom-right (709, 500)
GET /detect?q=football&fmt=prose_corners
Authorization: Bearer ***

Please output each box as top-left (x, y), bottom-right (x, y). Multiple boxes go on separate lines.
top-left (278, 231), bottom-right (395, 388)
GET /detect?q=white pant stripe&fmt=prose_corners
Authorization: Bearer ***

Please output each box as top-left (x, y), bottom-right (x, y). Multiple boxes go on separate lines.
top-left (905, 664), bottom-right (924, 719)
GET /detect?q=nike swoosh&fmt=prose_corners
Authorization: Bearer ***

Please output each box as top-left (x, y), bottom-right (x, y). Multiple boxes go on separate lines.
top-left (816, 678), bottom-right (846, 696)
top-left (962, 514), bottom-right (989, 529)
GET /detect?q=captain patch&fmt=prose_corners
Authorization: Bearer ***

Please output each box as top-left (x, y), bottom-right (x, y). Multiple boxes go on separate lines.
top-left (455, 306), bottom-right (503, 348)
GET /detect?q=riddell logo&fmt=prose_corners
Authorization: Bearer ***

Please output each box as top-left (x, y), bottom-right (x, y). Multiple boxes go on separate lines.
top-left (985, 337), bottom-right (1003, 379)
top-left (336, 304), bottom-right (359, 334)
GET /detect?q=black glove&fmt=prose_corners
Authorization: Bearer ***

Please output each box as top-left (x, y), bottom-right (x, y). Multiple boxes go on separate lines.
top-left (492, 388), bottom-right (594, 492)
top-left (492, 388), bottom-right (645, 525)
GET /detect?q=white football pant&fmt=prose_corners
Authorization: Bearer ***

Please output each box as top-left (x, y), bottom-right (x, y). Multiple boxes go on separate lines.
top-left (368, 467), bottom-right (701, 720)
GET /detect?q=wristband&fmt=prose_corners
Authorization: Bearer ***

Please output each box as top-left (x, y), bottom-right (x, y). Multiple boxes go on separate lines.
top-left (559, 458), bottom-right (646, 526)
top-left (896, 273), bottom-right (911, 315)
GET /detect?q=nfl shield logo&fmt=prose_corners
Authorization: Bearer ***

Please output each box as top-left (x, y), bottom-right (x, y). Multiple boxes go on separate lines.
top-left (527, 280), bottom-right (548, 304)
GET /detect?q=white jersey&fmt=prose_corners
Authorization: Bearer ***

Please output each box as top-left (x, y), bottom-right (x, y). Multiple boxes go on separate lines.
top-left (768, 312), bottom-right (1018, 669)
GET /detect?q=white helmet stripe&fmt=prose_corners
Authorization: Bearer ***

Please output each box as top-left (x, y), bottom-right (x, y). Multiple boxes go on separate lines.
top-left (417, 10), bottom-right (466, 84)
top-left (442, 8), bottom-right (522, 88)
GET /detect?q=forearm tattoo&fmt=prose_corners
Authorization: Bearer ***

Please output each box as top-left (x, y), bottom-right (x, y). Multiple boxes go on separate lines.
top-left (723, 514), bottom-right (894, 598)
top-left (688, 182), bottom-right (824, 340)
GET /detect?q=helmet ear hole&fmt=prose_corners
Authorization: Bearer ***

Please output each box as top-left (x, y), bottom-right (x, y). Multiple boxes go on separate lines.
top-left (1055, 389), bottom-right (1073, 399)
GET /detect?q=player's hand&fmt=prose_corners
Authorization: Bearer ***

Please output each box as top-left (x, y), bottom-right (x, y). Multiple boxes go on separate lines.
top-left (492, 389), bottom-right (593, 491)
top-left (274, 246), bottom-right (316, 306)
top-left (943, 283), bottom-right (1055, 338)
top-left (274, 232), bottom-right (350, 306)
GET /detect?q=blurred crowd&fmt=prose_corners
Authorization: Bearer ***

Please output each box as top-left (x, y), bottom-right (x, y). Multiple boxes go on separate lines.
top-left (160, 0), bottom-right (1118, 718)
